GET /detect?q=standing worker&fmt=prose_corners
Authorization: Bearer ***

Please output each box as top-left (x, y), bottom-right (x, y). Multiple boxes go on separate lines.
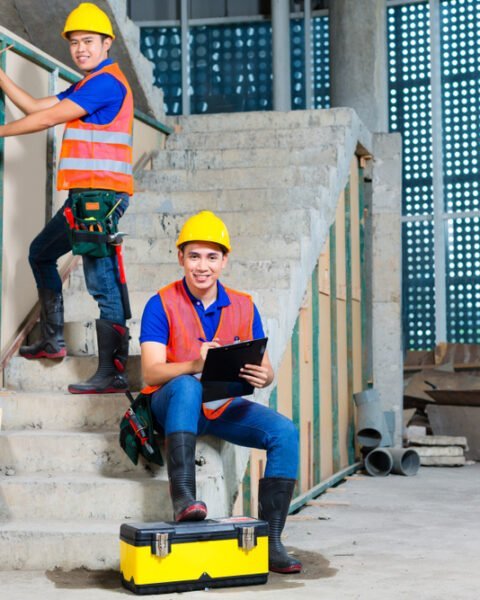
top-left (0, 3), bottom-right (133, 394)
top-left (140, 210), bottom-right (302, 574)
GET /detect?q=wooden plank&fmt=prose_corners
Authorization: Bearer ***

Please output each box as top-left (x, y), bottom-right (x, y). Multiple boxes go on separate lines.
top-left (289, 462), bottom-right (362, 513)
top-left (311, 263), bottom-right (321, 485)
top-left (291, 316), bottom-right (301, 492)
top-left (330, 223), bottom-right (341, 473)
top-left (344, 178), bottom-right (356, 465)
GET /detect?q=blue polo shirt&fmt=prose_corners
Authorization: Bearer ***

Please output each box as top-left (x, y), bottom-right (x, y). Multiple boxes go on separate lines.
top-left (140, 279), bottom-right (265, 345)
top-left (57, 58), bottom-right (126, 125)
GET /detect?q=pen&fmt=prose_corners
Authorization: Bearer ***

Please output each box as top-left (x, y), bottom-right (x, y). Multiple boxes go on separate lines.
top-left (198, 337), bottom-right (207, 343)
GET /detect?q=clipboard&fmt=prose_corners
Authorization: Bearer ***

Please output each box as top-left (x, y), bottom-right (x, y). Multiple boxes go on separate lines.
top-left (200, 337), bottom-right (268, 402)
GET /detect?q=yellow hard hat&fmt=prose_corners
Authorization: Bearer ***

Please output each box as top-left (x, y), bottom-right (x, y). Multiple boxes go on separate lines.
top-left (176, 211), bottom-right (232, 253)
top-left (62, 3), bottom-right (115, 39)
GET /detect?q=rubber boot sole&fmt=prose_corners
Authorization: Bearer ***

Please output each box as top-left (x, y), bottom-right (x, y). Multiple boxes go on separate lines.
top-left (175, 502), bottom-right (208, 522)
top-left (68, 384), bottom-right (128, 395)
top-left (20, 348), bottom-right (67, 360)
top-left (269, 562), bottom-right (302, 574)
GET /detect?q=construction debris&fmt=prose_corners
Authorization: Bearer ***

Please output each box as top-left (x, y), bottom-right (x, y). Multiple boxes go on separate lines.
top-left (407, 435), bottom-right (467, 467)
top-left (404, 343), bottom-right (480, 464)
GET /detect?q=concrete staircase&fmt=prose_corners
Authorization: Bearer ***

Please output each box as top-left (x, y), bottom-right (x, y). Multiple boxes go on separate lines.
top-left (0, 107), bottom-right (371, 570)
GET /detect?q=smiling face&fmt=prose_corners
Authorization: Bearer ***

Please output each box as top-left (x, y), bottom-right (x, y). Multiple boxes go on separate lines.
top-left (68, 31), bottom-right (112, 72)
top-left (178, 242), bottom-right (228, 298)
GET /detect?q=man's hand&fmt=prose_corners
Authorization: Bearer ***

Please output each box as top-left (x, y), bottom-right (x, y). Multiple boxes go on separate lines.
top-left (193, 339), bottom-right (220, 373)
top-left (239, 363), bottom-right (271, 389)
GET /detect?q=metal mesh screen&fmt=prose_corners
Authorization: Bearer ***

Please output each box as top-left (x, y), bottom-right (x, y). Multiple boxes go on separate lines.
top-left (388, 1), bottom-right (435, 350)
top-left (140, 16), bottom-right (330, 115)
top-left (442, 0), bottom-right (480, 342)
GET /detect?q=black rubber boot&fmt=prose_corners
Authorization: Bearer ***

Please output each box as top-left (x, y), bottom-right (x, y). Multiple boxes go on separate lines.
top-left (68, 319), bottom-right (129, 394)
top-left (258, 478), bottom-right (302, 573)
top-left (166, 432), bottom-right (207, 522)
top-left (20, 289), bottom-right (66, 360)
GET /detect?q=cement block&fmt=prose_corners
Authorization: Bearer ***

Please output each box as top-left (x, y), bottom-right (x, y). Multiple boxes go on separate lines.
top-left (420, 456), bottom-right (466, 467)
top-left (414, 446), bottom-right (464, 457)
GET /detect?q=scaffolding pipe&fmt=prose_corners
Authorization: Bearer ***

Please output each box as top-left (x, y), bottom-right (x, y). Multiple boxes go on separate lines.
top-left (272, 0), bottom-right (291, 111)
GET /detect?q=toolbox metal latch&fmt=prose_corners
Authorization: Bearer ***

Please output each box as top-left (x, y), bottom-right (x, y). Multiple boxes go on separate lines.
top-left (153, 532), bottom-right (170, 557)
top-left (241, 526), bottom-right (256, 551)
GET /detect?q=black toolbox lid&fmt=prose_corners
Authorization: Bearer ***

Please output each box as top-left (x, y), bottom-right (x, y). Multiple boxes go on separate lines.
top-left (120, 517), bottom-right (268, 547)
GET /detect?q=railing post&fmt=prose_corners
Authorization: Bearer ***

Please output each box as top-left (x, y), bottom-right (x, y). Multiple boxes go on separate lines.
top-left (45, 68), bottom-right (59, 223)
top-left (0, 40), bottom-right (7, 352)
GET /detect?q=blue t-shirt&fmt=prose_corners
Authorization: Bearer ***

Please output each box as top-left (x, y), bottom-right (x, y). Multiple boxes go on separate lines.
top-left (57, 58), bottom-right (126, 125)
top-left (140, 279), bottom-right (265, 345)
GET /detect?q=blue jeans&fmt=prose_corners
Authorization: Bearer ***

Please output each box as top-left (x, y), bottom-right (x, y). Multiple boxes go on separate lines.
top-left (28, 191), bottom-right (129, 324)
top-left (151, 375), bottom-right (299, 480)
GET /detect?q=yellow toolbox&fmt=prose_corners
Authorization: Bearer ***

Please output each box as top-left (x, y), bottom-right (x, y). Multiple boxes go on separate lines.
top-left (120, 517), bottom-right (269, 594)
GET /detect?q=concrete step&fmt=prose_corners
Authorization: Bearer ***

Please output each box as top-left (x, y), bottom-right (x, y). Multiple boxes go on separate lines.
top-left (173, 107), bottom-right (355, 133)
top-left (123, 233), bottom-right (302, 263)
top-left (0, 391), bottom-right (129, 431)
top-left (128, 185), bottom-right (329, 215)
top-left (0, 473), bottom-right (170, 521)
top-left (0, 520), bottom-right (121, 570)
top-left (4, 355), bottom-right (142, 392)
top-left (0, 458), bottom-right (224, 522)
top-left (120, 207), bottom-right (316, 241)
top-left (138, 164), bottom-right (333, 193)
top-left (68, 260), bottom-right (295, 293)
top-left (152, 144), bottom-right (339, 171)
top-left (0, 430), bottom-right (146, 475)
top-left (166, 125), bottom-right (345, 151)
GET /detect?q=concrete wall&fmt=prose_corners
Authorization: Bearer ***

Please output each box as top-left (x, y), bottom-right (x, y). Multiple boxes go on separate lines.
top-left (371, 133), bottom-right (403, 444)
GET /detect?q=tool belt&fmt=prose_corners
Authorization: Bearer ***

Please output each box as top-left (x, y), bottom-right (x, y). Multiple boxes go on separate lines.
top-left (64, 190), bottom-right (120, 258)
top-left (119, 391), bottom-right (164, 467)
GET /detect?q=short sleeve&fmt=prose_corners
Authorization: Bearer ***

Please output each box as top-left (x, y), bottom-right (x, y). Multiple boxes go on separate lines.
top-left (252, 304), bottom-right (265, 339)
top-left (56, 73), bottom-right (126, 123)
top-left (140, 295), bottom-right (170, 345)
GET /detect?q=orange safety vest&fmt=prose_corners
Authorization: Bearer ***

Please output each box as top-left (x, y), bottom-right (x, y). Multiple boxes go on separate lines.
top-left (142, 280), bottom-right (255, 419)
top-left (57, 63), bottom-right (134, 195)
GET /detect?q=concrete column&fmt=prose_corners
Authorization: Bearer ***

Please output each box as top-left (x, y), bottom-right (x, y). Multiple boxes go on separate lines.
top-left (370, 132), bottom-right (403, 444)
top-left (272, 0), bottom-right (291, 111)
top-left (329, 0), bottom-right (388, 132)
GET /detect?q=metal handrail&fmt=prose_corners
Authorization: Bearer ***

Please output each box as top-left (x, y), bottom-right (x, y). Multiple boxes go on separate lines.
top-left (0, 30), bottom-right (174, 135)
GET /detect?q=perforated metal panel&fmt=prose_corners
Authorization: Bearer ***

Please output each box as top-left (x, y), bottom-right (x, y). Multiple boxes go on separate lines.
top-left (447, 217), bottom-right (480, 342)
top-left (190, 23), bottom-right (273, 114)
top-left (389, 0), bottom-right (480, 349)
top-left (140, 15), bottom-right (330, 115)
top-left (442, 0), bottom-right (480, 342)
top-left (388, 1), bottom-right (435, 349)
top-left (140, 27), bottom-right (182, 115)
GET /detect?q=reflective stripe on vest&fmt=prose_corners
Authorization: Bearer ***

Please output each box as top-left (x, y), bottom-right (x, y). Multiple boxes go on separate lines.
top-left (58, 158), bottom-right (133, 175)
top-left (141, 280), bottom-right (255, 420)
top-left (63, 129), bottom-right (133, 146)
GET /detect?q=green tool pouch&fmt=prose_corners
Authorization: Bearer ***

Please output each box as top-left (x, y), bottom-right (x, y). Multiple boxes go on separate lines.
top-left (65, 190), bottom-right (120, 258)
top-left (119, 391), bottom-right (164, 467)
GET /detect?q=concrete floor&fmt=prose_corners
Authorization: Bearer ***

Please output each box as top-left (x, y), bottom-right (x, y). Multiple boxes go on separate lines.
top-left (2, 463), bottom-right (479, 599)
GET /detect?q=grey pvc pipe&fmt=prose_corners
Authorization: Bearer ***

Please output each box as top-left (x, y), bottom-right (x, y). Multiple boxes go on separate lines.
top-left (364, 448), bottom-right (393, 477)
top-left (389, 448), bottom-right (421, 476)
top-left (354, 389), bottom-right (390, 449)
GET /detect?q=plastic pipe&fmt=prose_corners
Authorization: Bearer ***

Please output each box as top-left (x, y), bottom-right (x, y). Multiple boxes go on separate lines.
top-left (354, 389), bottom-right (389, 449)
top-left (389, 448), bottom-right (420, 476)
top-left (364, 448), bottom-right (393, 477)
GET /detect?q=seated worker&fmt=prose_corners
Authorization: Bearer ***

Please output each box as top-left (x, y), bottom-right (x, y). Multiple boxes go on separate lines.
top-left (140, 210), bottom-right (302, 574)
